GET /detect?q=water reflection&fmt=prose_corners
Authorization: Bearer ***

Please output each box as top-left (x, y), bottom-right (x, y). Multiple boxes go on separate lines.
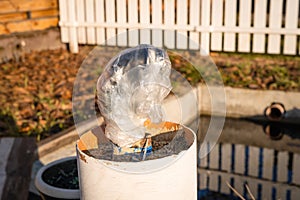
top-left (245, 115), bottom-right (300, 141)
top-left (197, 116), bottom-right (300, 200)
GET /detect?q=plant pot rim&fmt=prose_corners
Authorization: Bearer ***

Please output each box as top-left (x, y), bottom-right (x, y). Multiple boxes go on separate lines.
top-left (77, 124), bottom-right (196, 174)
top-left (35, 156), bottom-right (80, 199)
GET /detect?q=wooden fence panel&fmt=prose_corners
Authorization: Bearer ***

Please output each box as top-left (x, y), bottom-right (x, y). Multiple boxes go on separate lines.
top-left (221, 143), bottom-right (231, 172)
top-left (67, 0), bottom-right (78, 53)
top-left (189, 0), bottom-right (200, 50)
top-left (293, 154), bottom-right (300, 185)
top-left (277, 151), bottom-right (289, 182)
top-left (199, 173), bottom-right (208, 190)
top-left (152, 0), bottom-right (163, 47)
top-left (220, 173), bottom-right (231, 194)
top-left (176, 0), bottom-right (188, 49)
top-left (200, 0), bottom-right (210, 55)
top-left (164, 0), bottom-right (175, 48)
top-left (128, 0), bottom-right (139, 47)
top-left (234, 144), bottom-right (245, 175)
top-left (58, 0), bottom-right (300, 55)
top-left (253, 0), bottom-right (267, 53)
top-left (209, 142), bottom-right (219, 169)
top-left (248, 146), bottom-right (259, 177)
top-left (276, 185), bottom-right (288, 200)
top-left (261, 182), bottom-right (272, 200)
top-left (238, 0), bottom-right (251, 52)
top-left (223, 0), bottom-right (237, 52)
top-left (267, 0), bottom-right (283, 54)
top-left (76, 0), bottom-right (86, 44)
top-left (116, 0), bottom-right (127, 46)
top-left (95, 0), bottom-right (105, 45)
top-left (139, 0), bottom-right (151, 44)
top-left (86, 0), bottom-right (96, 44)
top-left (105, 0), bottom-right (116, 45)
top-left (59, 0), bottom-right (68, 43)
top-left (283, 0), bottom-right (299, 55)
top-left (211, 0), bottom-right (223, 51)
top-left (208, 172), bottom-right (219, 192)
top-left (197, 143), bottom-right (300, 199)
top-left (262, 148), bottom-right (274, 180)
top-left (291, 188), bottom-right (300, 200)
top-left (233, 177), bottom-right (245, 199)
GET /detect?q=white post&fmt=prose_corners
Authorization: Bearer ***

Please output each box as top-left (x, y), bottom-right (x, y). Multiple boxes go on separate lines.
top-left (76, 125), bottom-right (197, 200)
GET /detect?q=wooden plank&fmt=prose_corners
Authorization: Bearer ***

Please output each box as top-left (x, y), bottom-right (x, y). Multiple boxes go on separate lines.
top-left (293, 154), bottom-right (300, 185)
top-left (262, 148), bottom-right (274, 180)
top-left (199, 172), bottom-right (208, 190)
top-left (261, 182), bottom-right (272, 200)
top-left (234, 144), bottom-right (245, 174)
top-left (267, 0), bottom-right (283, 54)
top-left (211, 0), bottom-right (223, 51)
top-left (76, 0), bottom-right (86, 44)
top-left (200, 168), bottom-right (300, 200)
top-left (233, 177), bottom-right (244, 198)
top-left (247, 180), bottom-right (258, 199)
top-left (248, 146), bottom-right (259, 177)
top-left (152, 0), bottom-right (163, 47)
top-left (220, 173), bottom-right (231, 194)
top-left (0, 1), bottom-right (15, 14)
top-left (253, 0), bottom-right (267, 53)
top-left (58, 0), bottom-right (68, 43)
top-left (86, 0), bottom-right (96, 44)
top-left (199, 155), bottom-right (208, 168)
top-left (105, 0), bottom-right (116, 45)
top-left (223, 0), bottom-right (237, 51)
top-left (209, 142), bottom-right (219, 169)
top-left (208, 172), bottom-right (219, 192)
top-left (128, 0), bottom-right (139, 47)
top-left (189, 0), bottom-right (200, 50)
top-left (5, 17), bottom-right (58, 33)
top-left (221, 143), bottom-right (231, 172)
top-left (275, 185), bottom-right (287, 200)
top-left (116, 0), bottom-right (127, 46)
top-left (0, 24), bottom-right (8, 35)
top-left (31, 8), bottom-right (59, 18)
top-left (176, 0), bottom-right (188, 49)
top-left (199, 142), bottom-right (209, 168)
top-left (283, 0), bottom-right (299, 55)
top-left (0, 12), bottom-right (27, 22)
top-left (238, 0), bottom-right (251, 52)
top-left (0, 138), bottom-right (14, 198)
top-left (189, 0), bottom-right (200, 49)
top-left (95, 0), bottom-right (105, 45)
top-left (1, 138), bottom-right (37, 200)
top-left (67, 0), bottom-right (78, 53)
top-left (139, 0), bottom-right (151, 44)
top-left (277, 151), bottom-right (289, 182)
top-left (200, 0), bottom-right (210, 55)
top-left (291, 188), bottom-right (300, 200)
top-left (164, 0), bottom-right (175, 49)
top-left (0, 0), bottom-right (58, 14)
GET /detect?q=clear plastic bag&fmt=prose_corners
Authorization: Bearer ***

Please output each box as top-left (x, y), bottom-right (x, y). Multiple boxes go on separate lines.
top-left (96, 45), bottom-right (172, 147)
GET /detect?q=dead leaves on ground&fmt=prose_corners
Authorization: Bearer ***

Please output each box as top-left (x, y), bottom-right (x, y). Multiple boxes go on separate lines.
top-left (0, 47), bottom-right (90, 139)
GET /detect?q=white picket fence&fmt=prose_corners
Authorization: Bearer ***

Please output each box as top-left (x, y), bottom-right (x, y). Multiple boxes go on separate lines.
top-left (199, 142), bottom-right (300, 199)
top-left (58, 0), bottom-right (300, 55)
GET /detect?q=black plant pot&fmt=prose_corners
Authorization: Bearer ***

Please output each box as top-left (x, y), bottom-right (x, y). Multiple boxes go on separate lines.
top-left (35, 156), bottom-right (80, 200)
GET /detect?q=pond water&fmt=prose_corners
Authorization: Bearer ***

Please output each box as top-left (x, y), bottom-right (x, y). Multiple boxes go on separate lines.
top-left (197, 116), bottom-right (300, 200)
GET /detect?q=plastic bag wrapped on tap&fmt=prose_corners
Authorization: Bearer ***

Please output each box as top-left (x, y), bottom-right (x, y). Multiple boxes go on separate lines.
top-left (96, 44), bottom-right (172, 147)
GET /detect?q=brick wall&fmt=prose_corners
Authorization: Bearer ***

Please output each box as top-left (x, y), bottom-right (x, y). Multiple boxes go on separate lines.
top-left (0, 0), bottom-right (59, 35)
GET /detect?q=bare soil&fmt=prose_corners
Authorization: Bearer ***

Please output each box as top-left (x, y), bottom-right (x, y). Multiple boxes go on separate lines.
top-left (0, 46), bottom-right (299, 139)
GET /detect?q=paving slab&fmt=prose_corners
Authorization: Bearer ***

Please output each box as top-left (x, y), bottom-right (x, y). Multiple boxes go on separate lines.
top-left (0, 137), bottom-right (37, 200)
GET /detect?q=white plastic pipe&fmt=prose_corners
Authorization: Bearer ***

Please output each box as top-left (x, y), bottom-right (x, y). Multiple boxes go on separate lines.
top-left (76, 126), bottom-right (197, 200)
